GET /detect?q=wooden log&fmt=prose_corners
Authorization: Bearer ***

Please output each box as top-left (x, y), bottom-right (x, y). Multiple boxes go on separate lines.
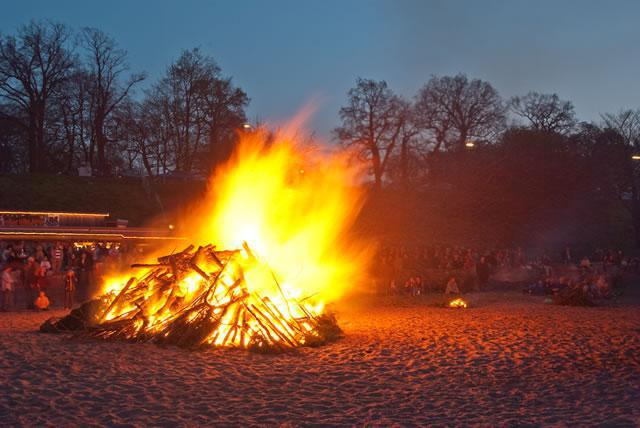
top-left (249, 303), bottom-right (297, 347)
top-left (99, 277), bottom-right (137, 323)
top-left (244, 304), bottom-right (284, 349)
top-left (130, 263), bottom-right (165, 268)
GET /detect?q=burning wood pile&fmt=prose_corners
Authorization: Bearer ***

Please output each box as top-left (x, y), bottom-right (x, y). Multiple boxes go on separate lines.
top-left (42, 243), bottom-right (342, 352)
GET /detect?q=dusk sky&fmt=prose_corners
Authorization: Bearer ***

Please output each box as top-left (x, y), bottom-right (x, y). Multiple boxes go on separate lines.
top-left (2, 0), bottom-right (639, 139)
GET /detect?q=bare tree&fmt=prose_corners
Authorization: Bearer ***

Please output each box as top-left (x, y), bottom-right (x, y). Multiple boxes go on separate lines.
top-left (0, 21), bottom-right (75, 172)
top-left (600, 109), bottom-right (640, 246)
top-left (334, 78), bottom-right (406, 190)
top-left (414, 88), bottom-right (453, 154)
top-left (52, 69), bottom-right (92, 173)
top-left (416, 74), bottom-right (506, 150)
top-left (81, 27), bottom-right (145, 175)
top-left (601, 109), bottom-right (640, 147)
top-left (392, 100), bottom-right (423, 187)
top-left (204, 76), bottom-right (248, 167)
top-left (135, 48), bottom-right (248, 175)
top-left (510, 92), bottom-right (577, 134)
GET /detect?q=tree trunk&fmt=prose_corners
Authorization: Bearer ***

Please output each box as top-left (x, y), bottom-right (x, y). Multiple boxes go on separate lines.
top-left (458, 129), bottom-right (468, 151)
top-left (95, 112), bottom-right (107, 176)
top-left (27, 115), bottom-right (38, 173)
top-left (371, 144), bottom-right (383, 191)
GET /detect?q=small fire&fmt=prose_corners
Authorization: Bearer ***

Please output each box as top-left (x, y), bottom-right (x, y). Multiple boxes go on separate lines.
top-left (93, 119), bottom-right (371, 350)
top-left (448, 298), bottom-right (468, 308)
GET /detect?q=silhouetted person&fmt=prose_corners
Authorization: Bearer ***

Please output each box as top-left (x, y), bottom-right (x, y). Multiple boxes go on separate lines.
top-left (76, 252), bottom-right (93, 300)
top-left (445, 276), bottom-right (460, 295)
top-left (64, 268), bottom-right (77, 309)
top-left (2, 265), bottom-right (14, 311)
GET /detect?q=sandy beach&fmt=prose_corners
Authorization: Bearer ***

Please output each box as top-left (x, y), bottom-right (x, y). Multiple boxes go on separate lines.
top-left (1, 291), bottom-right (639, 426)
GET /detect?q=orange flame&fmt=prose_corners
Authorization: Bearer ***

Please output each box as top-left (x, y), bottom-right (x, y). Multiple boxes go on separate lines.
top-left (187, 127), bottom-right (369, 304)
top-left (98, 117), bottom-right (372, 348)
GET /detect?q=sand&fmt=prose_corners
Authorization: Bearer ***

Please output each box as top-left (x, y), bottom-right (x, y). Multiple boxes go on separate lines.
top-left (0, 291), bottom-right (639, 426)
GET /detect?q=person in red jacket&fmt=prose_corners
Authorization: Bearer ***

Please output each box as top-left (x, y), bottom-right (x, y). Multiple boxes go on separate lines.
top-left (34, 290), bottom-right (50, 310)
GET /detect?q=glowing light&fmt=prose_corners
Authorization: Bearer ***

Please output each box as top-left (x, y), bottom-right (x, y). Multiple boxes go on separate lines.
top-left (449, 298), bottom-right (468, 308)
top-left (0, 210), bottom-right (109, 217)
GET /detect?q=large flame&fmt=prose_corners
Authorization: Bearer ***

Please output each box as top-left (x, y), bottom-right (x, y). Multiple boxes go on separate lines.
top-left (187, 127), bottom-right (369, 303)
top-left (96, 119), bottom-right (371, 349)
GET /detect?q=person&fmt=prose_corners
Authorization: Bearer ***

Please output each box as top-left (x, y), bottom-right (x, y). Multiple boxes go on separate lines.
top-left (415, 276), bottom-right (424, 295)
top-left (40, 256), bottom-right (52, 274)
top-left (76, 251), bottom-right (93, 300)
top-left (445, 276), bottom-right (460, 295)
top-left (389, 279), bottom-right (398, 295)
top-left (2, 265), bottom-right (14, 311)
top-left (64, 268), bottom-right (77, 309)
top-left (35, 265), bottom-right (48, 292)
top-left (404, 277), bottom-right (414, 295)
top-left (595, 275), bottom-right (610, 298)
top-left (34, 290), bottom-right (50, 310)
top-left (34, 244), bottom-right (45, 262)
top-left (24, 257), bottom-right (39, 309)
top-left (52, 243), bottom-right (63, 273)
top-left (2, 245), bottom-right (15, 263)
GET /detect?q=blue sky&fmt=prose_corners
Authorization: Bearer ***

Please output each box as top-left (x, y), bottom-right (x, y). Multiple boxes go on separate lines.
top-left (2, 0), bottom-right (639, 138)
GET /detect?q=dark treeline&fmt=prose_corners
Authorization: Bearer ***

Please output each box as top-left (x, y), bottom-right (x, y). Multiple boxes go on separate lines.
top-left (0, 21), bottom-right (248, 177)
top-left (335, 77), bottom-right (640, 248)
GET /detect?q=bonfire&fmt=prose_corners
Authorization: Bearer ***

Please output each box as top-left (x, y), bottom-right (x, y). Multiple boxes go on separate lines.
top-left (42, 118), bottom-right (370, 352)
top-left (43, 243), bottom-right (341, 351)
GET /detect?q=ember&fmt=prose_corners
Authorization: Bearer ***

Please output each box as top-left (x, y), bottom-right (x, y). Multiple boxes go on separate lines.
top-left (448, 298), bottom-right (468, 308)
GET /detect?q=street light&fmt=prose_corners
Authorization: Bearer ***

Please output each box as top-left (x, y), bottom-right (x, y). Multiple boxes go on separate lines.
top-left (465, 140), bottom-right (475, 148)
top-left (242, 123), bottom-right (252, 130)
top-left (632, 154), bottom-right (640, 161)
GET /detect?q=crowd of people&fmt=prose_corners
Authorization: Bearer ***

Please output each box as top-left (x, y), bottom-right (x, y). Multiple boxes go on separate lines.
top-left (1, 240), bottom-right (637, 310)
top-left (372, 245), bottom-right (522, 296)
top-left (372, 245), bottom-right (637, 299)
top-left (523, 248), bottom-right (634, 302)
top-left (0, 240), bottom-right (132, 312)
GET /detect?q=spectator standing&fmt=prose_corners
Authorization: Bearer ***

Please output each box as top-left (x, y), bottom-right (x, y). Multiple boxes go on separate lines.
top-left (445, 276), bottom-right (460, 295)
top-left (52, 243), bottom-right (63, 273)
top-left (64, 268), bottom-right (77, 309)
top-left (77, 251), bottom-right (93, 300)
top-left (35, 265), bottom-right (48, 293)
top-left (2, 266), bottom-right (14, 311)
top-left (24, 257), bottom-right (39, 309)
top-left (40, 256), bottom-right (52, 274)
